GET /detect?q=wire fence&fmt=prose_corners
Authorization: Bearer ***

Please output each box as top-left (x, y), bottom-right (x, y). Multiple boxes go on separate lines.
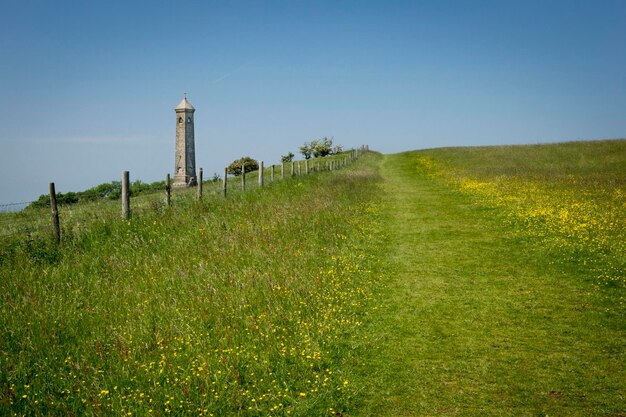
top-left (0, 201), bottom-right (38, 213)
top-left (0, 147), bottom-right (368, 242)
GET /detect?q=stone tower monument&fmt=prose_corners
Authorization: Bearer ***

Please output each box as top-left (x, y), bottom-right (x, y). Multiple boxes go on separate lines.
top-left (173, 95), bottom-right (197, 187)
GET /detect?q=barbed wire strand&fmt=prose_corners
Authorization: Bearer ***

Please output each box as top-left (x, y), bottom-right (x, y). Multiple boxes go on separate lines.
top-left (0, 201), bottom-right (38, 208)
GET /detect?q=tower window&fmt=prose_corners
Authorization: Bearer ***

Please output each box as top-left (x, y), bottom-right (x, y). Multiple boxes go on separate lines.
top-left (178, 117), bottom-right (183, 124)
top-left (187, 117), bottom-right (191, 123)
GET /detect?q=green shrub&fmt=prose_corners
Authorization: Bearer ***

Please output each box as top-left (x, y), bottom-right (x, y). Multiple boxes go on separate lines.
top-left (227, 156), bottom-right (258, 176)
top-left (281, 152), bottom-right (295, 163)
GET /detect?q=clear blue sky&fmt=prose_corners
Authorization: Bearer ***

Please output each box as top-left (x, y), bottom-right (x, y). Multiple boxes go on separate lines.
top-left (1, 0), bottom-right (625, 204)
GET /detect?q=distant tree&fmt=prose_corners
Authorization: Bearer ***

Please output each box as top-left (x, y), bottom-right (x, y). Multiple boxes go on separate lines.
top-left (28, 191), bottom-right (79, 209)
top-left (79, 181), bottom-right (121, 201)
top-left (105, 181), bottom-right (123, 200)
top-left (299, 143), bottom-right (313, 159)
top-left (332, 144), bottom-right (343, 154)
top-left (281, 152), bottom-right (295, 163)
top-left (27, 194), bottom-right (50, 209)
top-left (131, 180), bottom-right (153, 195)
top-left (26, 178), bottom-right (165, 210)
top-left (57, 192), bottom-right (79, 205)
top-left (311, 137), bottom-right (333, 158)
top-left (211, 172), bottom-right (221, 182)
top-left (227, 156), bottom-right (259, 176)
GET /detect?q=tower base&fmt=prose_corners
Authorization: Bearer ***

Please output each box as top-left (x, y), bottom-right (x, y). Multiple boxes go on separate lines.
top-left (173, 175), bottom-right (197, 188)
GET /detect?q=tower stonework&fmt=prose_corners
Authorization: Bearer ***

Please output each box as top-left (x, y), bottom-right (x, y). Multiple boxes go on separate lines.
top-left (173, 96), bottom-right (197, 187)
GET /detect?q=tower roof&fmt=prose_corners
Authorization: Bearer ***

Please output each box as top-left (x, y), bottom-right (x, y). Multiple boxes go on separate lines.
top-left (175, 96), bottom-right (195, 111)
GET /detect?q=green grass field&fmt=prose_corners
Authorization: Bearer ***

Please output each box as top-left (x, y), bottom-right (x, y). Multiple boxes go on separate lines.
top-left (1, 154), bottom-right (384, 416)
top-left (1, 141), bottom-right (624, 416)
top-left (353, 139), bottom-right (624, 416)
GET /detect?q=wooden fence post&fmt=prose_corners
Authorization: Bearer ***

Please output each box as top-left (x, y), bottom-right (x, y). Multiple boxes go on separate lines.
top-left (49, 182), bottom-right (60, 244)
top-left (242, 164), bottom-right (246, 192)
top-left (122, 171), bottom-right (130, 220)
top-left (197, 168), bottom-right (203, 200)
top-left (291, 162), bottom-right (295, 177)
top-left (271, 165), bottom-right (275, 182)
top-left (281, 163), bottom-right (285, 179)
top-left (259, 161), bottom-right (264, 187)
top-left (305, 159), bottom-right (309, 175)
top-left (223, 168), bottom-right (228, 197)
top-left (297, 162), bottom-right (301, 176)
top-left (165, 174), bottom-right (171, 207)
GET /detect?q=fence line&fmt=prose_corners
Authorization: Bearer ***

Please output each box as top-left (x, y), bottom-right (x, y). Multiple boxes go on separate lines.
top-left (0, 201), bottom-right (38, 209)
top-left (0, 147), bottom-right (369, 243)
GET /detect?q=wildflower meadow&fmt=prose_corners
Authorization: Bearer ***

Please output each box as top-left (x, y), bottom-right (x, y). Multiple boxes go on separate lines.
top-left (0, 155), bottom-right (385, 416)
top-left (415, 140), bottom-right (625, 300)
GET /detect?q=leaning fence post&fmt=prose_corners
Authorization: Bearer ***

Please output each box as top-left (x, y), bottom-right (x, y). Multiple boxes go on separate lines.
top-left (122, 171), bottom-right (130, 220)
top-left (197, 168), bottom-right (203, 200)
top-left (165, 174), bottom-right (171, 207)
top-left (49, 182), bottom-right (60, 244)
top-left (223, 168), bottom-right (228, 197)
top-left (259, 161), bottom-right (264, 187)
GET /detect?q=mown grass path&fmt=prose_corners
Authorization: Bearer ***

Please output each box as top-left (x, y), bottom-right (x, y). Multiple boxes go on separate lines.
top-left (353, 152), bottom-right (624, 416)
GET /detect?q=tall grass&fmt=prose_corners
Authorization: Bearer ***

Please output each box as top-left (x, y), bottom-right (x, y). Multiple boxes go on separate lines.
top-left (0, 153), bottom-right (385, 416)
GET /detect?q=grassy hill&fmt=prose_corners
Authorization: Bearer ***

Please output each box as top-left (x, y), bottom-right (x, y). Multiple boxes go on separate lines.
top-left (1, 140), bottom-right (624, 416)
top-left (0, 154), bottom-right (385, 416)
top-left (354, 139), bottom-right (625, 416)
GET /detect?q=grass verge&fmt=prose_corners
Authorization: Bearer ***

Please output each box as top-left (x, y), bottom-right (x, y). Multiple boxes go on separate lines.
top-left (0, 154), bottom-right (385, 416)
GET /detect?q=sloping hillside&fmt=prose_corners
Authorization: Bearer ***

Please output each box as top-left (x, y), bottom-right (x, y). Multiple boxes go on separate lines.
top-left (355, 139), bottom-right (625, 416)
top-left (1, 140), bottom-right (624, 416)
